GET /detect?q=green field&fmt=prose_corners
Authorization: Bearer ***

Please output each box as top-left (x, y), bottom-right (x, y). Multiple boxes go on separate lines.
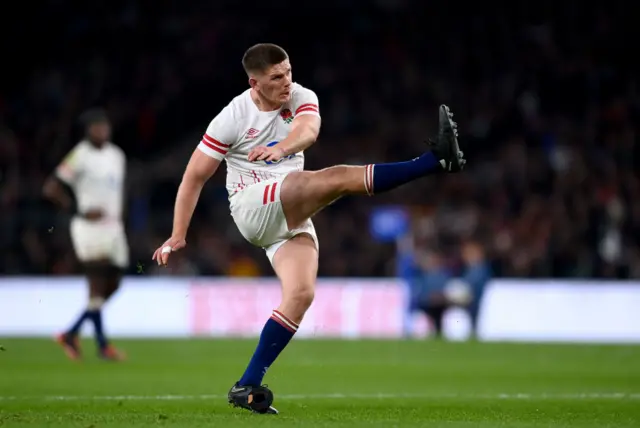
top-left (0, 338), bottom-right (639, 427)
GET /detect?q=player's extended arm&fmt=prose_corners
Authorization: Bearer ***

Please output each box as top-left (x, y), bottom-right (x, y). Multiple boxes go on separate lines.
top-left (275, 115), bottom-right (321, 157)
top-left (171, 149), bottom-right (221, 240)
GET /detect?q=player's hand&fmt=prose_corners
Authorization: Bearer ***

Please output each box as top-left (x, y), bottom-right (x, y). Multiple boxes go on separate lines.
top-left (152, 237), bottom-right (186, 267)
top-left (82, 209), bottom-right (104, 221)
top-left (248, 145), bottom-right (285, 163)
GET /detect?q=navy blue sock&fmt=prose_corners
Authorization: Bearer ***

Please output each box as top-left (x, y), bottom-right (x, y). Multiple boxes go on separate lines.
top-left (86, 310), bottom-right (108, 349)
top-left (364, 151), bottom-right (442, 195)
top-left (67, 310), bottom-right (89, 336)
top-left (238, 310), bottom-right (298, 386)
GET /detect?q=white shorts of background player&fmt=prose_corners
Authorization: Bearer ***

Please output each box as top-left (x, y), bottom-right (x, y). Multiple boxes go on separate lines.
top-left (70, 218), bottom-right (129, 268)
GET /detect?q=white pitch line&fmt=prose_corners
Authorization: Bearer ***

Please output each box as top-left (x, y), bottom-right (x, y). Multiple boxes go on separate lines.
top-left (1, 392), bottom-right (640, 402)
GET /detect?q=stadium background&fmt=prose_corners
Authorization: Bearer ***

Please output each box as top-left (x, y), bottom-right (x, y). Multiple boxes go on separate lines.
top-left (1, 2), bottom-right (639, 427)
top-left (2, 1), bottom-right (637, 279)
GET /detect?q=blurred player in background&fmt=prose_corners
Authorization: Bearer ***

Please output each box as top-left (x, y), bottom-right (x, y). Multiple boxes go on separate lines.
top-left (152, 43), bottom-right (465, 414)
top-left (415, 250), bottom-right (453, 339)
top-left (43, 108), bottom-right (128, 361)
top-left (460, 239), bottom-right (492, 337)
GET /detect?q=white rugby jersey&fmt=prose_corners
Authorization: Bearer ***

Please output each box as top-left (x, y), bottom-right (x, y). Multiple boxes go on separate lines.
top-left (197, 82), bottom-right (320, 196)
top-left (55, 141), bottom-right (126, 221)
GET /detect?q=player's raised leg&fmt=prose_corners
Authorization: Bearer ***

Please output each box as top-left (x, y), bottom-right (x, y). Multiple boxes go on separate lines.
top-left (280, 105), bottom-right (464, 229)
top-left (228, 233), bottom-right (317, 415)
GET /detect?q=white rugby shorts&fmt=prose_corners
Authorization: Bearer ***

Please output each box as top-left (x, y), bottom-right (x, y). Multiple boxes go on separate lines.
top-left (229, 174), bottom-right (319, 263)
top-left (69, 218), bottom-right (129, 268)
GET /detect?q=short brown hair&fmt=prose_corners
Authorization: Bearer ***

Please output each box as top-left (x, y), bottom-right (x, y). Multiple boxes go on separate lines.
top-left (242, 43), bottom-right (289, 74)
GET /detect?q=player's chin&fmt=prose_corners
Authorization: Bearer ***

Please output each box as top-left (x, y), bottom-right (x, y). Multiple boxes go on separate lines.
top-left (279, 92), bottom-right (291, 102)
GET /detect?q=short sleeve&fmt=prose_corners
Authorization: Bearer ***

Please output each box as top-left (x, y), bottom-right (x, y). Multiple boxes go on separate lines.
top-left (198, 106), bottom-right (238, 160)
top-left (291, 86), bottom-right (320, 119)
top-left (55, 145), bottom-right (84, 185)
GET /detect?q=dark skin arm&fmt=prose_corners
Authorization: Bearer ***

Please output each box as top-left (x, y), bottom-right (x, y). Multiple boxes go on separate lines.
top-left (42, 176), bottom-right (103, 220)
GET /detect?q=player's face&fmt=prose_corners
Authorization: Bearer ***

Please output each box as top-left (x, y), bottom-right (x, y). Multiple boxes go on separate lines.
top-left (88, 121), bottom-right (111, 144)
top-left (462, 242), bottom-right (483, 263)
top-left (254, 59), bottom-right (292, 105)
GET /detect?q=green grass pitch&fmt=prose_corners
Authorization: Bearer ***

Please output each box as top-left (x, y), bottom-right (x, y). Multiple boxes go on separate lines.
top-left (1, 338), bottom-right (639, 427)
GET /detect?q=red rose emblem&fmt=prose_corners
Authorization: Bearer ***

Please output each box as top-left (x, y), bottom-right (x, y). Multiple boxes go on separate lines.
top-left (280, 109), bottom-right (293, 120)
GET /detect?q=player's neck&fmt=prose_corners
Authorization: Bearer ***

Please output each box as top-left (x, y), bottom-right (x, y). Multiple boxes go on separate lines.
top-left (88, 139), bottom-right (107, 149)
top-left (250, 89), bottom-right (282, 112)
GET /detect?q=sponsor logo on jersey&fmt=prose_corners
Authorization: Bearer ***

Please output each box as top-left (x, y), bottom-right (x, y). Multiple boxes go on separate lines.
top-left (245, 128), bottom-right (260, 139)
top-left (265, 141), bottom-right (295, 165)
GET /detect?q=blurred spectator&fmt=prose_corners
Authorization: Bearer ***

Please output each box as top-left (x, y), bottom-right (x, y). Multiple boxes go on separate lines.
top-left (459, 240), bottom-right (492, 337)
top-left (227, 253), bottom-right (262, 277)
top-left (414, 250), bottom-right (453, 338)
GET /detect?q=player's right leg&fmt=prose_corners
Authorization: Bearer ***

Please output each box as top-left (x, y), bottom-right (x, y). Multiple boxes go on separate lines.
top-left (228, 233), bottom-right (317, 415)
top-left (227, 183), bottom-right (318, 414)
top-left (280, 104), bottom-right (463, 229)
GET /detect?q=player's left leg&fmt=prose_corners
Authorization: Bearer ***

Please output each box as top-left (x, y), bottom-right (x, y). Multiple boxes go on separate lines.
top-left (97, 265), bottom-right (126, 361)
top-left (229, 233), bottom-right (317, 414)
top-left (94, 227), bottom-right (129, 360)
top-left (280, 105), bottom-right (463, 230)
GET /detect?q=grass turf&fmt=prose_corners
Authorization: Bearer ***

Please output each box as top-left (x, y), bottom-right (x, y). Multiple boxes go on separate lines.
top-left (0, 338), bottom-right (639, 427)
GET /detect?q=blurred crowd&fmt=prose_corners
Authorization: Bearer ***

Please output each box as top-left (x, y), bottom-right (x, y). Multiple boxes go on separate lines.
top-left (1, 1), bottom-right (638, 278)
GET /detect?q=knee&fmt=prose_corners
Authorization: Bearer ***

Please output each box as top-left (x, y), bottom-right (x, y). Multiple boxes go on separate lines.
top-left (282, 282), bottom-right (315, 316)
top-left (290, 284), bottom-right (315, 311)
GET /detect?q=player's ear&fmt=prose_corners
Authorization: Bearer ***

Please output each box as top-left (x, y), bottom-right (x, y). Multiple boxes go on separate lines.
top-left (248, 77), bottom-right (258, 89)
